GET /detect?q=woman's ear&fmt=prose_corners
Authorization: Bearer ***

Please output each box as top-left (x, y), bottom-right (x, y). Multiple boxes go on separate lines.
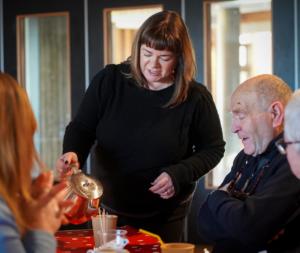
top-left (268, 101), bottom-right (284, 128)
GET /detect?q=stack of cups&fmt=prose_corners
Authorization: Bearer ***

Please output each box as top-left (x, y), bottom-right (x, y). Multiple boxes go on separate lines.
top-left (91, 215), bottom-right (118, 248)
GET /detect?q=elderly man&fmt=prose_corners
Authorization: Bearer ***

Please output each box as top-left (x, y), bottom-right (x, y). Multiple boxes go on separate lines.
top-left (198, 75), bottom-right (300, 253)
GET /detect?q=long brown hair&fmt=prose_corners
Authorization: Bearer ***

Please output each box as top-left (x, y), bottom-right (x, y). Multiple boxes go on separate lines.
top-left (0, 72), bottom-right (45, 233)
top-left (128, 11), bottom-right (197, 107)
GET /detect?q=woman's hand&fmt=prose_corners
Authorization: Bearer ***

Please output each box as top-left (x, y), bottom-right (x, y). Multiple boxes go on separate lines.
top-left (149, 172), bottom-right (175, 199)
top-left (56, 152), bottom-right (80, 181)
top-left (22, 171), bottom-right (74, 234)
top-left (267, 229), bottom-right (285, 243)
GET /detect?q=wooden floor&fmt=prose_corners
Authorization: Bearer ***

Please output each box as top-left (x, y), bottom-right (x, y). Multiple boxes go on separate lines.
top-left (194, 244), bottom-right (213, 253)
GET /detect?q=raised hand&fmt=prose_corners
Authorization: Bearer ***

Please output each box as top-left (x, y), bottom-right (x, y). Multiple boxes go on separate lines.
top-left (21, 171), bottom-right (74, 234)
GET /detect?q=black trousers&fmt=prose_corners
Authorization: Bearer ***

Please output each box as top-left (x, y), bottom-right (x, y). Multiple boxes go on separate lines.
top-left (107, 199), bottom-right (192, 243)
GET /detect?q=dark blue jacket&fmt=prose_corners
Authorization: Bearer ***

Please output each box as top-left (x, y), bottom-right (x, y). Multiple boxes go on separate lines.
top-left (198, 132), bottom-right (300, 252)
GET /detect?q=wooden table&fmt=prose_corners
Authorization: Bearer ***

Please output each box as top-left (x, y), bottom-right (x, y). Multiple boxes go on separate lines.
top-left (55, 226), bottom-right (162, 253)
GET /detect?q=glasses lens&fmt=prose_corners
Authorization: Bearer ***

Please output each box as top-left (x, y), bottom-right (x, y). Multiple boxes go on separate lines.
top-left (276, 138), bottom-right (287, 155)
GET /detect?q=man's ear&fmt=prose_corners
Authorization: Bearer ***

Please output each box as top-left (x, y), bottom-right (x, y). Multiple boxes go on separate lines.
top-left (268, 101), bottom-right (284, 128)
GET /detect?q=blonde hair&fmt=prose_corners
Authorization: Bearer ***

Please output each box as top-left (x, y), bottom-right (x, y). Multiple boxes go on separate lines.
top-left (0, 72), bottom-right (45, 233)
top-left (127, 11), bottom-right (197, 107)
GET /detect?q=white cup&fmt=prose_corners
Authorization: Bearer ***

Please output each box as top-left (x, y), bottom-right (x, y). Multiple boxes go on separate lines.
top-left (86, 248), bottom-right (116, 253)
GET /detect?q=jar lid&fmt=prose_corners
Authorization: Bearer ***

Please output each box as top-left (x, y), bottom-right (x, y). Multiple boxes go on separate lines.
top-left (69, 168), bottom-right (103, 199)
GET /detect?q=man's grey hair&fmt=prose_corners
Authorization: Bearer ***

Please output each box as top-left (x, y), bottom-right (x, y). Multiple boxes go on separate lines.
top-left (249, 74), bottom-right (292, 111)
top-left (284, 89), bottom-right (300, 153)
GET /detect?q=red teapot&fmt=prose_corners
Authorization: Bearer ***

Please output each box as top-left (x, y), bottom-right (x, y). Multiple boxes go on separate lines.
top-left (63, 165), bottom-right (103, 224)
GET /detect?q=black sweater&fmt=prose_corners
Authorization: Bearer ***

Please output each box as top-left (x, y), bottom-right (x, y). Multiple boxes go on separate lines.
top-left (198, 132), bottom-right (300, 252)
top-left (63, 63), bottom-right (225, 215)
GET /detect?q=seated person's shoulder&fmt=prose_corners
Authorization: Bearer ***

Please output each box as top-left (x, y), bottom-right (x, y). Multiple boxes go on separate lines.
top-left (0, 195), bottom-right (18, 230)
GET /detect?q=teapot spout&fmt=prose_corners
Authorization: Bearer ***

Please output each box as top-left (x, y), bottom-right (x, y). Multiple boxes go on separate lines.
top-left (86, 198), bottom-right (100, 220)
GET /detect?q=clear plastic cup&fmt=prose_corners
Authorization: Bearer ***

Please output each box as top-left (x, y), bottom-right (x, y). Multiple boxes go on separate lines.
top-left (97, 229), bottom-right (128, 249)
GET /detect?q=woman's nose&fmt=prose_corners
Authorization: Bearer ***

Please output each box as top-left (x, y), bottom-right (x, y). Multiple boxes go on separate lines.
top-left (150, 57), bottom-right (160, 67)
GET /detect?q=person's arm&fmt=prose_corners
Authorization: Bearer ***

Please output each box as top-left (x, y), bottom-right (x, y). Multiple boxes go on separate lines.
top-left (23, 230), bottom-right (56, 253)
top-left (62, 69), bottom-right (107, 167)
top-left (197, 157), bottom-right (241, 242)
top-left (159, 85), bottom-right (226, 195)
top-left (197, 194), bottom-right (230, 242)
top-left (207, 160), bottom-right (300, 247)
top-left (0, 172), bottom-right (74, 253)
top-left (0, 198), bottom-right (56, 253)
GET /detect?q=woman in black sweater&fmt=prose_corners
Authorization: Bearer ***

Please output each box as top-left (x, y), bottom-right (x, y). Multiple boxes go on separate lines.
top-left (56, 11), bottom-right (225, 242)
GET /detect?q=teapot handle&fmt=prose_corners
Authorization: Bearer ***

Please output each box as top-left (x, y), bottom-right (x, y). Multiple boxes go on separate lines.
top-left (70, 164), bottom-right (81, 174)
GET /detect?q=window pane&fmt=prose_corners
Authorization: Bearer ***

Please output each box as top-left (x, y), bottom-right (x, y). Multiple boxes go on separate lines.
top-left (18, 13), bottom-right (70, 176)
top-left (104, 6), bottom-right (163, 65)
top-left (207, 0), bottom-right (272, 187)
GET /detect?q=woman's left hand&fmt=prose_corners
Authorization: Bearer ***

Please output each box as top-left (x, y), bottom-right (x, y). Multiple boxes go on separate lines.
top-left (149, 172), bottom-right (174, 199)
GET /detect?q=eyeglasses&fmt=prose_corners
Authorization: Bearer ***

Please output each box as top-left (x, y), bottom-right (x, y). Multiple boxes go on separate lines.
top-left (275, 138), bottom-right (300, 155)
top-left (227, 161), bottom-right (269, 201)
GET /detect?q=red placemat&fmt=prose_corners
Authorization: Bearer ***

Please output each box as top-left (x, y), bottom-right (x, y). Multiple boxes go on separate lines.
top-left (55, 226), bottom-right (162, 253)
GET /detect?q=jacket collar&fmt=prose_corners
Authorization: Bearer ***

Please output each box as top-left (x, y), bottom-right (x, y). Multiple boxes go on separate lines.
top-left (259, 131), bottom-right (283, 157)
